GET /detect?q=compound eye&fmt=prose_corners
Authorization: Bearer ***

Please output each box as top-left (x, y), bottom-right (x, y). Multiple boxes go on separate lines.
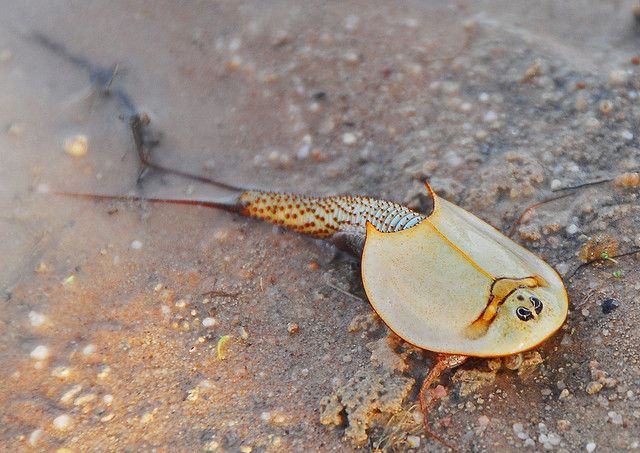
top-left (530, 296), bottom-right (543, 314)
top-left (516, 306), bottom-right (534, 321)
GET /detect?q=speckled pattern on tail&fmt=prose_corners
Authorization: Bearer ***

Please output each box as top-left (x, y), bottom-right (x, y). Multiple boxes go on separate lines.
top-left (238, 190), bottom-right (425, 238)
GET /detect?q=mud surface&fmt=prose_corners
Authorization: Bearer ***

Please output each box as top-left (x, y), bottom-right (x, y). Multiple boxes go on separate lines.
top-left (1, 1), bottom-right (639, 452)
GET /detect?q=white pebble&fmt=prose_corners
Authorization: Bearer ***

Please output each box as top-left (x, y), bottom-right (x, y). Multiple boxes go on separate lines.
top-left (30, 345), bottom-right (50, 361)
top-left (550, 179), bottom-right (562, 190)
top-left (28, 429), bottom-right (43, 446)
top-left (342, 132), bottom-right (357, 145)
top-left (479, 92), bottom-right (490, 102)
top-left (406, 435), bottom-right (421, 448)
top-left (52, 414), bottom-right (72, 430)
top-left (566, 224), bottom-right (578, 235)
top-left (608, 411), bottom-right (623, 425)
top-left (82, 343), bottom-right (96, 355)
top-left (512, 422), bottom-right (524, 433)
top-left (103, 394), bottom-right (114, 405)
top-left (483, 111), bottom-right (498, 122)
top-left (202, 317), bottom-right (217, 327)
top-left (130, 240), bottom-right (143, 250)
top-left (586, 442), bottom-right (596, 452)
top-left (296, 144), bottom-right (310, 160)
top-left (620, 130), bottom-right (633, 141)
top-left (609, 69), bottom-right (629, 86)
top-left (28, 311), bottom-right (46, 327)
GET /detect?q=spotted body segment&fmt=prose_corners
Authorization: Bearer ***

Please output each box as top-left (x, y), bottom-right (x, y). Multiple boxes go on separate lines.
top-left (238, 190), bottom-right (425, 238)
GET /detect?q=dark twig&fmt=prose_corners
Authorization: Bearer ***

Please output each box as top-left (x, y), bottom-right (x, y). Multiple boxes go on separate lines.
top-left (551, 178), bottom-right (613, 193)
top-left (567, 248), bottom-right (640, 281)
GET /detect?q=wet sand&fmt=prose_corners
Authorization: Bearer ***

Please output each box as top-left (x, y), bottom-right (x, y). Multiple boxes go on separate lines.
top-left (1, 1), bottom-right (639, 451)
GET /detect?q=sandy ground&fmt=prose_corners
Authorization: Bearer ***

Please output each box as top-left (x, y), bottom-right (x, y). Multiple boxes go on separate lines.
top-left (1, 1), bottom-right (639, 452)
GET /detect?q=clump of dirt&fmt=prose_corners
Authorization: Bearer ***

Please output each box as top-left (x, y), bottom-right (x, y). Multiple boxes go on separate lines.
top-left (579, 233), bottom-right (619, 262)
top-left (319, 367), bottom-right (415, 448)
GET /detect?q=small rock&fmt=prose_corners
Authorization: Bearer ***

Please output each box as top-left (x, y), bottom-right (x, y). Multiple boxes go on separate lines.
top-left (130, 240), bottom-right (143, 250)
top-left (601, 298), bottom-right (620, 314)
top-left (599, 100), bottom-right (614, 115)
top-left (63, 134), bottom-right (88, 158)
top-left (287, 322), bottom-right (299, 334)
top-left (342, 132), bottom-right (357, 145)
top-left (30, 345), bottom-right (50, 361)
top-left (586, 442), bottom-right (596, 453)
top-left (586, 381), bottom-right (603, 395)
top-left (202, 317), bottom-right (217, 327)
top-left (51, 367), bottom-right (71, 379)
top-left (609, 69), bottom-right (629, 86)
top-left (82, 343), bottom-right (96, 355)
top-left (28, 311), bottom-right (46, 327)
top-left (566, 224), bottom-right (579, 235)
top-left (60, 384), bottom-right (83, 404)
top-left (28, 429), bottom-right (43, 446)
top-left (52, 414), bottom-right (73, 430)
top-left (608, 411), bottom-right (623, 425)
top-left (406, 435), bottom-right (421, 448)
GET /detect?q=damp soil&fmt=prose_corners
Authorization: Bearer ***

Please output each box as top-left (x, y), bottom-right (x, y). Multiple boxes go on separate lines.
top-left (1, 1), bottom-right (639, 452)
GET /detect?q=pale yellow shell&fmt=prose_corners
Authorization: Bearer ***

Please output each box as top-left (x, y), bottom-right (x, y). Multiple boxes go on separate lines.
top-left (361, 184), bottom-right (568, 357)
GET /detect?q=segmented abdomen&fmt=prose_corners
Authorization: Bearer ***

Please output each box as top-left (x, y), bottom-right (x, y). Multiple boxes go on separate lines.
top-left (238, 190), bottom-right (425, 238)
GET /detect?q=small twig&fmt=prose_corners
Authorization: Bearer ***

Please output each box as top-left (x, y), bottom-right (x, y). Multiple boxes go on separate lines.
top-left (200, 289), bottom-right (240, 298)
top-left (567, 248), bottom-right (640, 281)
top-left (551, 178), bottom-right (613, 193)
top-left (324, 281), bottom-right (364, 302)
top-left (506, 193), bottom-right (573, 237)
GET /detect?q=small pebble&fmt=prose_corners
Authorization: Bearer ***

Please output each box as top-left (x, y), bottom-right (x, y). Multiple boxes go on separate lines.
top-left (239, 445), bottom-right (252, 453)
top-left (608, 411), bottom-right (623, 425)
top-left (406, 435), bottom-right (421, 448)
top-left (28, 429), bottom-right (43, 446)
top-left (140, 412), bottom-right (154, 424)
top-left (342, 132), bottom-right (357, 145)
top-left (478, 415), bottom-right (490, 427)
top-left (28, 311), bottom-right (46, 327)
top-left (609, 69), bottom-right (629, 86)
top-left (103, 394), bottom-right (114, 405)
top-left (63, 134), bottom-right (88, 158)
top-left (566, 224), bottom-right (579, 235)
top-left (601, 298), bottom-right (620, 315)
top-left (287, 322), bottom-right (299, 334)
top-left (130, 240), bottom-right (143, 250)
top-left (512, 422), bottom-right (524, 433)
top-left (586, 381), bottom-right (603, 395)
top-left (620, 130), bottom-right (634, 141)
top-left (483, 111), bottom-right (498, 122)
top-left (74, 393), bottom-right (97, 406)
top-left (599, 100), bottom-right (613, 115)
top-left (60, 384), bottom-right (83, 404)
top-left (51, 367), bottom-right (71, 379)
top-left (202, 317), bottom-right (217, 327)
top-left (586, 442), bottom-right (596, 453)
top-left (82, 343), bottom-right (96, 355)
top-left (52, 414), bottom-right (73, 430)
top-left (30, 345), bottom-right (50, 361)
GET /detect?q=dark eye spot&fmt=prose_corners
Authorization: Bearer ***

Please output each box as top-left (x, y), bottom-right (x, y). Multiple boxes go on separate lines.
top-left (530, 296), bottom-right (543, 314)
top-left (517, 294), bottom-right (525, 301)
top-left (516, 306), bottom-right (534, 321)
